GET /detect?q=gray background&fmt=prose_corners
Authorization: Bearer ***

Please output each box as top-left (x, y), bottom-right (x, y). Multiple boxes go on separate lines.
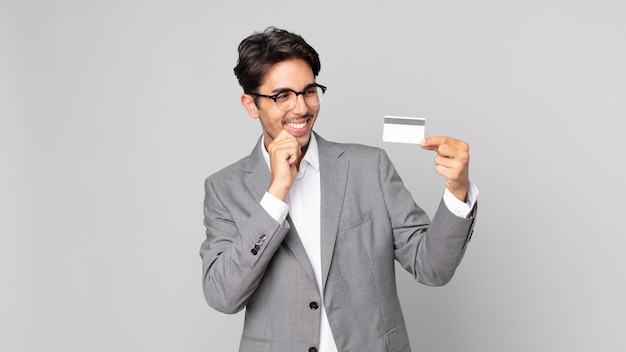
top-left (2, 0), bottom-right (625, 351)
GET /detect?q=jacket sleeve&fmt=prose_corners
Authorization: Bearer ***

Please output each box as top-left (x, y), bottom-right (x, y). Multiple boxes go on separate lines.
top-left (378, 149), bottom-right (477, 286)
top-left (199, 176), bottom-right (290, 313)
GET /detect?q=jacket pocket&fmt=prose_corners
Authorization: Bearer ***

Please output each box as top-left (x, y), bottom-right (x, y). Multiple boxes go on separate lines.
top-left (239, 336), bottom-right (271, 352)
top-left (338, 211), bottom-right (372, 232)
top-left (383, 323), bottom-right (411, 352)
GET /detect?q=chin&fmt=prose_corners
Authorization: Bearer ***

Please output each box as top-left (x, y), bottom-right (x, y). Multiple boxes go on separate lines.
top-left (297, 132), bottom-right (312, 148)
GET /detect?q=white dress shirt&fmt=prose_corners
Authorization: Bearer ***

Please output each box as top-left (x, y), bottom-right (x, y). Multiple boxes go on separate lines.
top-left (260, 134), bottom-right (477, 352)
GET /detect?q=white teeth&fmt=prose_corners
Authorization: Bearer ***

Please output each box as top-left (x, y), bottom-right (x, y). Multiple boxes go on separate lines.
top-left (286, 121), bottom-right (307, 129)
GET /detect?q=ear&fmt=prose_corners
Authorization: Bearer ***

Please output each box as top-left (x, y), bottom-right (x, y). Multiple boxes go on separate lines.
top-left (241, 94), bottom-right (259, 119)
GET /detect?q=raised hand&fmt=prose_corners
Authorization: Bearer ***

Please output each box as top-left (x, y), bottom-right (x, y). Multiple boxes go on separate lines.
top-left (266, 130), bottom-right (301, 200)
top-left (420, 136), bottom-right (470, 202)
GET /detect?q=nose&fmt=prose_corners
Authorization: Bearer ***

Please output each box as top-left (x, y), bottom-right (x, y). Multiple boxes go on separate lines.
top-left (290, 93), bottom-right (309, 115)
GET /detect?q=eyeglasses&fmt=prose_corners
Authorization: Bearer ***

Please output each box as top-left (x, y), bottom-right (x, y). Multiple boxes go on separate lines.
top-left (250, 83), bottom-right (327, 111)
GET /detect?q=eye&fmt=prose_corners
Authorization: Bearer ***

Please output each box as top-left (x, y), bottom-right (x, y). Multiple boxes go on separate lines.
top-left (276, 91), bottom-right (291, 101)
top-left (304, 87), bottom-right (318, 96)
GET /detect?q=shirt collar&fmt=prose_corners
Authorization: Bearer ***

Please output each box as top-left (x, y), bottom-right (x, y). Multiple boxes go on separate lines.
top-left (261, 133), bottom-right (320, 174)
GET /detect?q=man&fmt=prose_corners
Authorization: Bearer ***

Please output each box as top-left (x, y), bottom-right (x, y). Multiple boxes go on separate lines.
top-left (200, 27), bottom-right (478, 352)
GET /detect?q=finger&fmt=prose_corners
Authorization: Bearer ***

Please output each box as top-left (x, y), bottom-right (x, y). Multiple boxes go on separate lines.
top-left (434, 154), bottom-right (466, 170)
top-left (435, 144), bottom-right (470, 162)
top-left (420, 136), bottom-right (469, 152)
top-left (269, 143), bottom-right (299, 162)
top-left (286, 146), bottom-right (301, 165)
top-left (433, 159), bottom-right (468, 187)
top-left (268, 135), bottom-right (300, 165)
top-left (276, 129), bottom-right (296, 142)
top-left (269, 131), bottom-right (297, 150)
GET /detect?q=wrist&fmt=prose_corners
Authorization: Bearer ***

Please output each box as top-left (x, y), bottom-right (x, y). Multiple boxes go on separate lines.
top-left (446, 182), bottom-right (468, 202)
top-left (268, 183), bottom-right (290, 201)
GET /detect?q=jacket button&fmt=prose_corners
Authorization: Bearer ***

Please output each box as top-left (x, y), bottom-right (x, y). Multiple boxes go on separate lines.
top-left (309, 301), bottom-right (319, 310)
top-left (308, 348), bottom-right (317, 352)
top-left (251, 248), bottom-right (258, 255)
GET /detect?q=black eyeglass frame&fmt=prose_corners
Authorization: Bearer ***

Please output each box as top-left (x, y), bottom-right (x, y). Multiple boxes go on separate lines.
top-left (249, 83), bottom-right (327, 106)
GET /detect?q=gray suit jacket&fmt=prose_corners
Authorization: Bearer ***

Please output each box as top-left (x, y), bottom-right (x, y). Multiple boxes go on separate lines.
top-left (200, 133), bottom-right (476, 352)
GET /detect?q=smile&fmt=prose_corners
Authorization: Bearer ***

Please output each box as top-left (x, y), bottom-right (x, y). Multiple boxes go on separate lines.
top-left (285, 121), bottom-right (308, 129)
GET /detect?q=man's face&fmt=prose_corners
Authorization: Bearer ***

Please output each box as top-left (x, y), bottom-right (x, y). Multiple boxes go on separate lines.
top-left (242, 58), bottom-right (320, 150)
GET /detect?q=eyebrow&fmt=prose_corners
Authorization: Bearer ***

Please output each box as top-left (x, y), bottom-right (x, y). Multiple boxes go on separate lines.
top-left (270, 82), bottom-right (316, 94)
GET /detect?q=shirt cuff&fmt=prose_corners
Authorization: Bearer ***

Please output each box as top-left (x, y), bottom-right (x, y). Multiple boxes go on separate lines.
top-left (442, 181), bottom-right (479, 218)
top-left (260, 192), bottom-right (289, 225)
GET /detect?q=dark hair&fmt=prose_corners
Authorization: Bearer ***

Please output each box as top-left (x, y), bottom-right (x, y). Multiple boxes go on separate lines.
top-left (234, 27), bottom-right (321, 94)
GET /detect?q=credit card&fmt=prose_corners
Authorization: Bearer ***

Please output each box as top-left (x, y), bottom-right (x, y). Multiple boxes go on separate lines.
top-left (382, 116), bottom-right (426, 144)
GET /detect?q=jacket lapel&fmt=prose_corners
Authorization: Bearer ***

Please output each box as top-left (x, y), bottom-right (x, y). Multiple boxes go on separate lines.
top-left (284, 215), bottom-right (317, 283)
top-left (243, 137), bottom-right (272, 201)
top-left (317, 134), bottom-right (349, 291)
top-left (243, 136), bottom-right (317, 284)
